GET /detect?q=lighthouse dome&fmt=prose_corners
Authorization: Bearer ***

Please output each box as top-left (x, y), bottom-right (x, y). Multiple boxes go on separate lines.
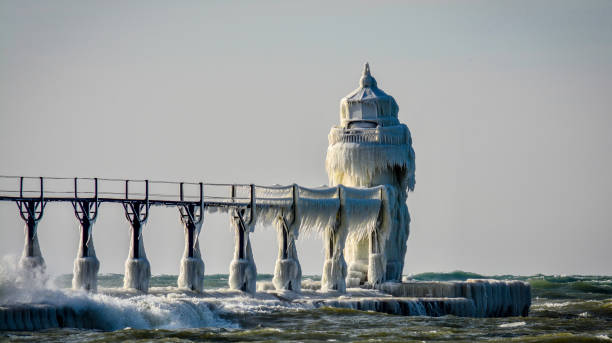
top-left (340, 63), bottom-right (400, 128)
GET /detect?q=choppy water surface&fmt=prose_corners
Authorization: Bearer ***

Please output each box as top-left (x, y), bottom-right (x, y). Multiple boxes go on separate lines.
top-left (2, 272), bottom-right (611, 342)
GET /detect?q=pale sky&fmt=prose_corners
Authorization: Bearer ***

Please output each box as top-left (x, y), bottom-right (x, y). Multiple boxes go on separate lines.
top-left (1, 1), bottom-right (611, 277)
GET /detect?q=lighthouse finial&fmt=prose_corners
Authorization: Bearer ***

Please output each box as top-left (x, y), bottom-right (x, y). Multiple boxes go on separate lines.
top-left (363, 62), bottom-right (370, 76)
top-left (359, 62), bottom-right (376, 88)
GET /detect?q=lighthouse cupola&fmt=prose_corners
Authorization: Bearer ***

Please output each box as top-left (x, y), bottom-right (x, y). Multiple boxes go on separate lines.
top-left (340, 63), bottom-right (400, 129)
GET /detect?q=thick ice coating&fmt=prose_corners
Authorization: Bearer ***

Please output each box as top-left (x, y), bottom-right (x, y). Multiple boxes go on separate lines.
top-left (123, 225), bottom-right (151, 292)
top-left (229, 207), bottom-right (257, 294)
top-left (272, 216), bottom-right (302, 291)
top-left (72, 223), bottom-right (100, 292)
top-left (19, 223), bottom-right (45, 273)
top-left (254, 184), bottom-right (390, 292)
top-left (177, 216), bottom-right (205, 292)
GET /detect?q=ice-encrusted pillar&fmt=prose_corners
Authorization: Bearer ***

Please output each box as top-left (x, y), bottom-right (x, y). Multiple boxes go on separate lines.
top-left (229, 185), bottom-right (257, 294)
top-left (177, 183), bottom-right (205, 292)
top-left (17, 202), bottom-right (46, 272)
top-left (272, 218), bottom-right (302, 292)
top-left (17, 177), bottom-right (46, 273)
top-left (366, 187), bottom-right (390, 286)
top-left (368, 224), bottom-right (385, 285)
top-left (321, 187), bottom-right (348, 293)
top-left (123, 202), bottom-right (150, 291)
top-left (71, 178), bottom-right (100, 292)
top-left (326, 63), bottom-right (415, 283)
top-left (71, 202), bottom-right (100, 291)
top-left (122, 181), bottom-right (151, 292)
top-left (272, 185), bottom-right (302, 292)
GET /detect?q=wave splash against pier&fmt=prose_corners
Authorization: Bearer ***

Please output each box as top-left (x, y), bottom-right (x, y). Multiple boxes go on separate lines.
top-left (1, 256), bottom-right (531, 332)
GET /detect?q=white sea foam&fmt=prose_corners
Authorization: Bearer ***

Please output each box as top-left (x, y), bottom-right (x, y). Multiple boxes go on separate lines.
top-left (499, 321), bottom-right (526, 328)
top-left (537, 301), bottom-right (574, 308)
top-left (0, 256), bottom-right (233, 330)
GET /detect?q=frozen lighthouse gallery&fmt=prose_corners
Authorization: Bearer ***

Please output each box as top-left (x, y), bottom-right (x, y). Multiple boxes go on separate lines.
top-left (327, 63), bottom-right (415, 285)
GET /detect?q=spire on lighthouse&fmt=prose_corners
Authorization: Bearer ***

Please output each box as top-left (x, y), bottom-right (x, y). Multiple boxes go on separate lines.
top-left (339, 63), bottom-right (399, 129)
top-left (360, 63), bottom-right (377, 88)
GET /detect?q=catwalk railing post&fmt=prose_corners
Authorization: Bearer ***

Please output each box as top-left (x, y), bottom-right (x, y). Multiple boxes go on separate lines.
top-left (177, 182), bottom-right (205, 292)
top-left (71, 178), bottom-right (101, 291)
top-left (122, 180), bottom-right (151, 292)
top-left (16, 177), bottom-right (47, 272)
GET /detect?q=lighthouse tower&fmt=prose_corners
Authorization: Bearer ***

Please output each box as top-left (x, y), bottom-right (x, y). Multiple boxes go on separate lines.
top-left (325, 63), bottom-right (415, 283)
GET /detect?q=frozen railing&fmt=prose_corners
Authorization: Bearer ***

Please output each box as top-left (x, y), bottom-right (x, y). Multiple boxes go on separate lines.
top-left (0, 175), bottom-right (255, 208)
top-left (328, 125), bottom-right (407, 145)
top-left (0, 176), bottom-right (385, 214)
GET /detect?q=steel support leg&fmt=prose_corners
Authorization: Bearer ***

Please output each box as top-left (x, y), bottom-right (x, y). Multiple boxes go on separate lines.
top-left (17, 200), bottom-right (46, 271)
top-left (71, 199), bottom-right (100, 291)
top-left (123, 201), bottom-right (151, 292)
top-left (178, 202), bottom-right (205, 292)
top-left (228, 208), bottom-right (257, 293)
top-left (321, 187), bottom-right (347, 293)
top-left (272, 215), bottom-right (302, 292)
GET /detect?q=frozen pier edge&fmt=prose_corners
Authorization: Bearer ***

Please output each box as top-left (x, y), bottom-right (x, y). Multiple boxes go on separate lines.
top-left (377, 279), bottom-right (531, 317)
top-left (0, 279), bottom-right (531, 331)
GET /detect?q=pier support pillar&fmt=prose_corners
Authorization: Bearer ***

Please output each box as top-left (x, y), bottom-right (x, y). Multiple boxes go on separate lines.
top-left (272, 185), bottom-right (301, 292)
top-left (17, 201), bottom-right (46, 272)
top-left (229, 185), bottom-right (257, 294)
top-left (321, 187), bottom-right (347, 293)
top-left (272, 216), bottom-right (302, 292)
top-left (367, 230), bottom-right (385, 286)
top-left (17, 177), bottom-right (46, 274)
top-left (367, 196), bottom-right (387, 286)
top-left (71, 198), bottom-right (100, 292)
top-left (229, 209), bottom-right (257, 293)
top-left (385, 205), bottom-right (409, 282)
top-left (123, 201), bottom-right (151, 292)
top-left (177, 189), bottom-right (205, 292)
top-left (321, 227), bottom-right (348, 292)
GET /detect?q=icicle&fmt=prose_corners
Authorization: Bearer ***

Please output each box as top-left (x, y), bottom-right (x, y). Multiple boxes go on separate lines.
top-left (296, 186), bottom-right (340, 237)
top-left (326, 125), bottom-right (415, 191)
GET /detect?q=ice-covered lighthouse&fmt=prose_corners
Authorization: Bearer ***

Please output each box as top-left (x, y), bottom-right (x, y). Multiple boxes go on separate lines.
top-left (326, 63), bottom-right (415, 284)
